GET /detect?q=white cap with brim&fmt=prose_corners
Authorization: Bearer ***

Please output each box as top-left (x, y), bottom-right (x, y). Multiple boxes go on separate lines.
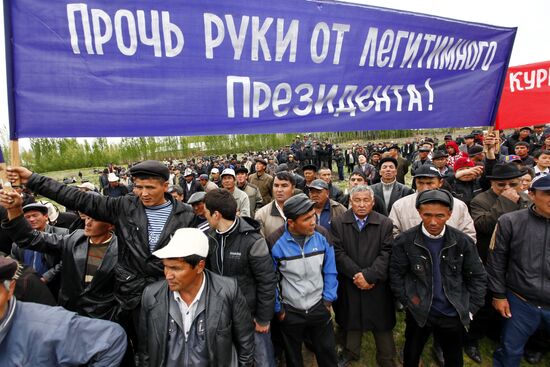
top-left (152, 228), bottom-right (209, 258)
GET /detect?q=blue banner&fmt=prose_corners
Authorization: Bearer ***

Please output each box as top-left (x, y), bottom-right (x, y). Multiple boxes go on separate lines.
top-left (5, 0), bottom-right (516, 138)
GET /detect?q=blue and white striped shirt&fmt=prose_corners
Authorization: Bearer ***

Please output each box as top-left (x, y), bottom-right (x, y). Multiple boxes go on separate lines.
top-left (145, 201), bottom-right (173, 252)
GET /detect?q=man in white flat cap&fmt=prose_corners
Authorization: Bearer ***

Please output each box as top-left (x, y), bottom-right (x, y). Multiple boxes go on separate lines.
top-left (138, 228), bottom-right (255, 367)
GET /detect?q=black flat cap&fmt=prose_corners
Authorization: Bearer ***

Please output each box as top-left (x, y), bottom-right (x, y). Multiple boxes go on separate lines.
top-left (129, 160), bottom-right (170, 181)
top-left (379, 157), bottom-right (398, 168)
top-left (432, 150), bottom-right (449, 159)
top-left (418, 146), bottom-right (431, 152)
top-left (486, 163), bottom-right (527, 180)
top-left (468, 145), bottom-right (484, 157)
top-left (388, 144), bottom-right (400, 151)
top-left (464, 134), bottom-right (475, 139)
top-left (416, 189), bottom-right (454, 210)
top-left (0, 257), bottom-right (17, 281)
top-left (235, 167), bottom-right (248, 175)
top-left (188, 191), bottom-right (206, 205)
top-left (302, 164), bottom-right (318, 172)
top-left (22, 203), bottom-right (49, 215)
top-left (308, 179), bottom-right (329, 191)
top-left (283, 194), bottom-right (315, 220)
top-left (413, 165), bottom-right (442, 178)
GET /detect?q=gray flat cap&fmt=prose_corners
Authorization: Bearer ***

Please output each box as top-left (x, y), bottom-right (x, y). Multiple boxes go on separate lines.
top-left (283, 193), bottom-right (315, 220)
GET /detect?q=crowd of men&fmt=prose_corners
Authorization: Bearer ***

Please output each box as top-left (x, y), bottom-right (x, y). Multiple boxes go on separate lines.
top-left (0, 124), bottom-right (549, 367)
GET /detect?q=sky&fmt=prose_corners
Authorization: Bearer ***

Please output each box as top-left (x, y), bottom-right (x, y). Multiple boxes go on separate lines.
top-left (1, 0), bottom-right (550, 148)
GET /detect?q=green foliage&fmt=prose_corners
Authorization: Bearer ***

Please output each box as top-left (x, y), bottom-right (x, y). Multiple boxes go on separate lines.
top-left (23, 128), bottom-right (460, 172)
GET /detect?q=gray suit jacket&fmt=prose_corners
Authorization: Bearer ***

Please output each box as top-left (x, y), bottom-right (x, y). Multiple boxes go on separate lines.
top-left (371, 182), bottom-right (414, 214)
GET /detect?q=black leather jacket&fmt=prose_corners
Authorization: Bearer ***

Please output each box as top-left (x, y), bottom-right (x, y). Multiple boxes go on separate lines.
top-left (4, 214), bottom-right (119, 320)
top-left (139, 270), bottom-right (254, 367)
top-left (25, 173), bottom-right (195, 310)
top-left (206, 216), bottom-right (276, 324)
top-left (488, 205), bottom-right (550, 309)
top-left (390, 225), bottom-right (487, 328)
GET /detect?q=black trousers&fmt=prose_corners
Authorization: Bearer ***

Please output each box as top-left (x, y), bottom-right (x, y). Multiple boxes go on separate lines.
top-left (279, 301), bottom-right (338, 367)
top-left (403, 310), bottom-right (464, 367)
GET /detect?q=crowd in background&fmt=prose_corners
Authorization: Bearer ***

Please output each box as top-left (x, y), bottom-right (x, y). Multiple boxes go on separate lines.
top-left (0, 124), bottom-right (549, 366)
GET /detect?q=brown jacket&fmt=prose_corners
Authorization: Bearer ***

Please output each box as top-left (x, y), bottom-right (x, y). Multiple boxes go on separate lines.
top-left (248, 172), bottom-right (274, 205)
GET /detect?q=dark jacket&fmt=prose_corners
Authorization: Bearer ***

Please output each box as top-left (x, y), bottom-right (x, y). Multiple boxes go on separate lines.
top-left (139, 271), bottom-right (255, 367)
top-left (10, 224), bottom-right (67, 283)
top-left (487, 206), bottom-right (550, 309)
top-left (4, 214), bottom-right (119, 320)
top-left (469, 189), bottom-right (530, 263)
top-left (25, 173), bottom-right (195, 311)
top-left (370, 181), bottom-right (414, 214)
top-left (328, 183), bottom-right (344, 203)
top-left (390, 225), bottom-right (487, 328)
top-left (178, 177), bottom-right (204, 203)
top-left (206, 216), bottom-right (276, 324)
top-left (446, 176), bottom-right (483, 208)
top-left (396, 155), bottom-right (410, 184)
top-left (331, 210), bottom-right (396, 331)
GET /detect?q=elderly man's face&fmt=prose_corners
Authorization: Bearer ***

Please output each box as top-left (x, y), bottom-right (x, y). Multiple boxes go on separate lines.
top-left (350, 191), bottom-right (374, 219)
top-left (491, 178), bottom-right (521, 196)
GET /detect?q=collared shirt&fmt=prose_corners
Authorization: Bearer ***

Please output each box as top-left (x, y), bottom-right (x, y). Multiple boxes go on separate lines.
top-left (173, 274), bottom-right (206, 341)
top-left (421, 224), bottom-right (446, 239)
top-left (275, 201), bottom-right (286, 220)
top-left (534, 166), bottom-right (549, 177)
top-left (353, 213), bottom-right (368, 231)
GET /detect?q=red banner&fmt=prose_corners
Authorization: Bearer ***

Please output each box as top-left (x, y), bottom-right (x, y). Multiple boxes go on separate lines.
top-left (495, 61), bottom-right (550, 129)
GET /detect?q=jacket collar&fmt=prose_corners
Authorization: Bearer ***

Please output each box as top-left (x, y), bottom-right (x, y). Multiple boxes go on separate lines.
top-left (341, 208), bottom-right (382, 225)
top-left (413, 224), bottom-right (457, 249)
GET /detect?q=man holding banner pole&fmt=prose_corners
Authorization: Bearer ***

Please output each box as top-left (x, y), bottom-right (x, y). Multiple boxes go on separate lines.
top-left (5, 161), bottom-right (195, 363)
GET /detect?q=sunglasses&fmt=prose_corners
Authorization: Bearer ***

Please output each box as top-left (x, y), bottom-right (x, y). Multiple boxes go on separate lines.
top-left (494, 181), bottom-right (520, 188)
